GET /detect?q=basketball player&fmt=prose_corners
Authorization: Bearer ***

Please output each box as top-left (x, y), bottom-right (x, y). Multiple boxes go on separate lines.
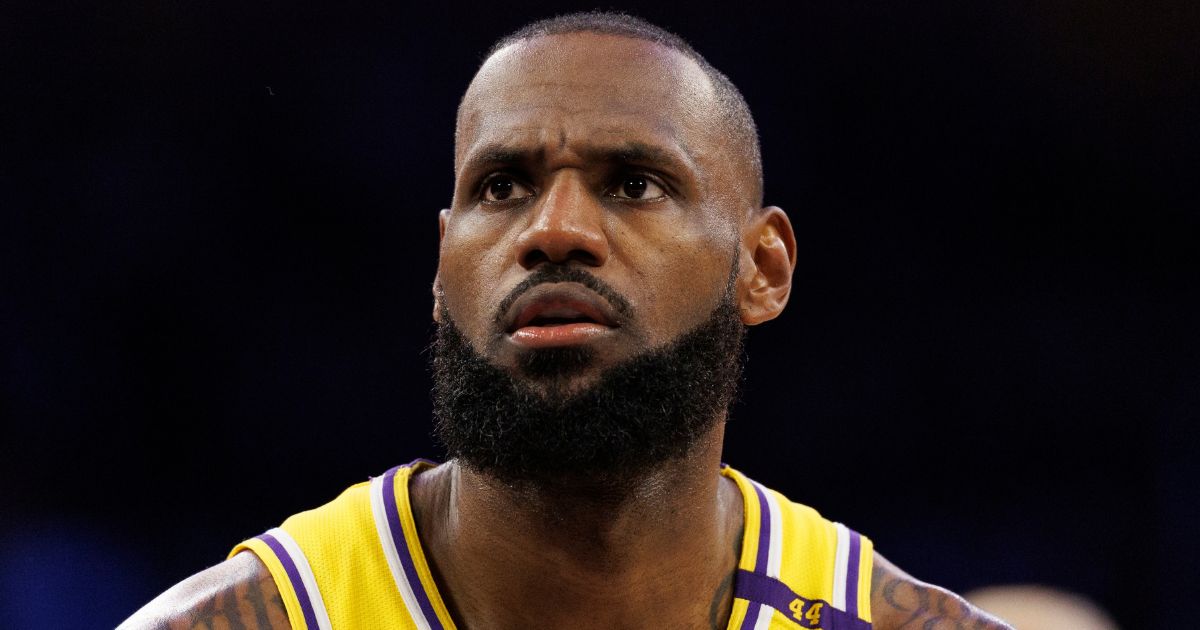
top-left (121, 13), bottom-right (1013, 630)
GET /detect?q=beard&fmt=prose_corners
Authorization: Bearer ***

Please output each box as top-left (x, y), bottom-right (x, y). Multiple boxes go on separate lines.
top-left (431, 271), bottom-right (746, 487)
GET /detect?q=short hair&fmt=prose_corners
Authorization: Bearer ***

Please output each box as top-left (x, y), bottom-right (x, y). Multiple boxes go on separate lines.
top-left (465, 11), bottom-right (764, 207)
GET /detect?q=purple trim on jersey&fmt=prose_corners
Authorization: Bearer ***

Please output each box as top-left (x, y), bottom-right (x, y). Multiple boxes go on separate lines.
top-left (736, 570), bottom-right (871, 630)
top-left (739, 601), bottom-right (764, 630)
top-left (736, 569), bottom-right (802, 617)
top-left (750, 481), bottom-right (772, 574)
top-left (258, 532), bottom-right (321, 630)
top-left (735, 480), bottom-right (774, 629)
top-left (846, 528), bottom-right (862, 618)
top-left (381, 465), bottom-right (445, 630)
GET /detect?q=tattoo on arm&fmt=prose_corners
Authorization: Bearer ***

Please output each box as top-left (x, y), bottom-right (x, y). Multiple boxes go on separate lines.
top-left (188, 596), bottom-right (224, 630)
top-left (119, 553), bottom-right (290, 630)
top-left (177, 574), bottom-right (289, 630)
top-left (225, 586), bottom-right (251, 630)
top-left (872, 565), bottom-right (1012, 630)
top-left (243, 574), bottom-right (276, 628)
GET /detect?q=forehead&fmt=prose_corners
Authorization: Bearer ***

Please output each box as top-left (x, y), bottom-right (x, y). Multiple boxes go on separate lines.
top-left (456, 33), bottom-right (717, 169)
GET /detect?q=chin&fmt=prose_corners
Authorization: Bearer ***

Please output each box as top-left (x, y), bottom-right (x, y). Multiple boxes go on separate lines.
top-left (515, 344), bottom-right (595, 375)
top-left (528, 372), bottom-right (609, 402)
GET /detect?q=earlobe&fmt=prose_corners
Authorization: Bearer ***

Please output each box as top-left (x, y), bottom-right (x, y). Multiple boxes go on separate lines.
top-left (738, 206), bottom-right (797, 325)
top-left (433, 209), bottom-right (450, 323)
top-left (432, 278), bottom-right (443, 323)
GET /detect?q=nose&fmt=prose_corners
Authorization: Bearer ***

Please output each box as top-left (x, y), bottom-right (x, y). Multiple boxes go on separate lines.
top-left (514, 171), bottom-right (610, 269)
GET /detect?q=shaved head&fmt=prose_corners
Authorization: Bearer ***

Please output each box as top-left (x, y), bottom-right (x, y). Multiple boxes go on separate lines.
top-left (456, 11), bottom-right (764, 207)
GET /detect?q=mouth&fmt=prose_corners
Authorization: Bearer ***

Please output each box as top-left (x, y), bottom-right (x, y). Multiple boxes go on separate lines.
top-left (510, 301), bottom-right (613, 331)
top-left (503, 284), bottom-right (621, 348)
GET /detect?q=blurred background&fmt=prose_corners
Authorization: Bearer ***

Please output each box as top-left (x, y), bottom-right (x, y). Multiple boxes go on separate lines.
top-left (2, 1), bottom-right (1196, 627)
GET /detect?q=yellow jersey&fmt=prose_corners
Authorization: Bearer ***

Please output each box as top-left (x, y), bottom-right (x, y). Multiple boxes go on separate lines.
top-left (231, 460), bottom-right (874, 630)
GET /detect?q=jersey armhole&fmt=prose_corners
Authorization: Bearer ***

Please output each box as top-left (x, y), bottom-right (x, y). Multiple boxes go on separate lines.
top-left (230, 538), bottom-right (308, 630)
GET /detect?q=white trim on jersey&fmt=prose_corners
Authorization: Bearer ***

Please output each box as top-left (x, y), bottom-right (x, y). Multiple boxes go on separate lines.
top-left (369, 475), bottom-right (434, 630)
top-left (831, 522), bottom-right (851, 610)
top-left (751, 479), bottom-right (784, 578)
top-left (753, 602), bottom-right (777, 630)
top-left (265, 527), bottom-right (334, 630)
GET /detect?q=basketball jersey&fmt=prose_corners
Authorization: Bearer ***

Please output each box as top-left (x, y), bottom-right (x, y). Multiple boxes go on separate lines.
top-left (230, 460), bottom-right (874, 630)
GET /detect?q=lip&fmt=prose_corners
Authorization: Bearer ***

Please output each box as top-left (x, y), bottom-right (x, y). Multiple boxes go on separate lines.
top-left (502, 283), bottom-right (621, 348)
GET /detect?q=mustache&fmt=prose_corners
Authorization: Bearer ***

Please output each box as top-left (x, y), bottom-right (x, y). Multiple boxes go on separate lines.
top-left (493, 265), bottom-right (633, 326)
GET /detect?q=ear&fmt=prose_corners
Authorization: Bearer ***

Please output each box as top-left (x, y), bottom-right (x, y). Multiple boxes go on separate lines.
top-left (432, 209), bottom-right (450, 323)
top-left (737, 206), bottom-right (797, 325)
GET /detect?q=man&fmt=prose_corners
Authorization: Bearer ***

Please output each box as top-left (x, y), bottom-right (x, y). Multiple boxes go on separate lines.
top-left (122, 12), bottom-right (1013, 630)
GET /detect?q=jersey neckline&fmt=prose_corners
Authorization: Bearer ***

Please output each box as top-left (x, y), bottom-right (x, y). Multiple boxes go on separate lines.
top-left (379, 460), bottom-right (762, 630)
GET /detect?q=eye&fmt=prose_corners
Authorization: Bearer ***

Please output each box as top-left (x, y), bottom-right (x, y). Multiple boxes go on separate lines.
top-left (608, 175), bottom-right (667, 200)
top-left (481, 175), bottom-right (534, 203)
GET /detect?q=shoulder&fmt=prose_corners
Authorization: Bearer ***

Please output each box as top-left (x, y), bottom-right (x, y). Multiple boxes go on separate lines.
top-left (870, 552), bottom-right (1013, 630)
top-left (118, 551), bottom-right (291, 630)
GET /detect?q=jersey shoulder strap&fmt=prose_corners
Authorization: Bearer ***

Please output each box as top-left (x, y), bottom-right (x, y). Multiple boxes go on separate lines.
top-left (722, 466), bottom-right (874, 630)
top-left (230, 460), bottom-right (454, 630)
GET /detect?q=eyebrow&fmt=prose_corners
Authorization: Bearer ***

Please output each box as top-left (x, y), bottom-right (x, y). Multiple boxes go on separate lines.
top-left (460, 140), bottom-right (698, 180)
top-left (602, 142), bottom-right (698, 174)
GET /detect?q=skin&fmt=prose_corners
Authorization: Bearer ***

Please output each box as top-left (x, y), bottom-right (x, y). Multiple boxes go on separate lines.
top-left (118, 552), bottom-right (288, 629)
top-left (437, 34), bottom-right (775, 390)
top-left (120, 33), bottom-right (1013, 630)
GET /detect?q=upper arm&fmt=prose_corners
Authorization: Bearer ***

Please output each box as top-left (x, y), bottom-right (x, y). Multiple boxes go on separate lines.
top-left (118, 551), bottom-right (292, 630)
top-left (870, 552), bottom-right (1014, 630)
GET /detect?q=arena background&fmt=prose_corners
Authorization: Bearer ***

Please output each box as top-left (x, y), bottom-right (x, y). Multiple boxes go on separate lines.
top-left (3, 2), bottom-right (1196, 628)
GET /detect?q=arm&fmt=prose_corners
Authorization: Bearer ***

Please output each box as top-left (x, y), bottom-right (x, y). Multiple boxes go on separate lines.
top-left (870, 552), bottom-right (1013, 630)
top-left (118, 551), bottom-right (291, 630)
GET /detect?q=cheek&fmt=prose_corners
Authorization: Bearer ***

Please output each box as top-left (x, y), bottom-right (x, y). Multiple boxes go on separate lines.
top-left (620, 220), bottom-right (734, 344)
top-left (438, 220), bottom-right (517, 338)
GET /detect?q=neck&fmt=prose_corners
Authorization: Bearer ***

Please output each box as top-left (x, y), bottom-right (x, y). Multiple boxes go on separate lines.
top-left (411, 423), bottom-right (744, 630)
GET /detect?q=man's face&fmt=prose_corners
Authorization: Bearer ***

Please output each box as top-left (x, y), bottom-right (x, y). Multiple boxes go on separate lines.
top-left (437, 33), bottom-right (754, 390)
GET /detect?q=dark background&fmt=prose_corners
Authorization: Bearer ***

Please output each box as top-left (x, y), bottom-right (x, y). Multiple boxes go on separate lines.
top-left (3, 1), bottom-right (1197, 628)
